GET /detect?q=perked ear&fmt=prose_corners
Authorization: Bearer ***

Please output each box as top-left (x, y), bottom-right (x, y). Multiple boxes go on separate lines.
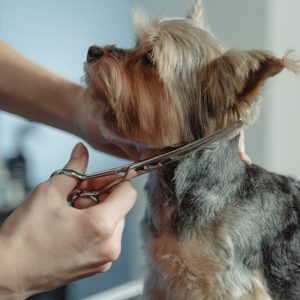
top-left (204, 50), bottom-right (299, 125)
top-left (187, 0), bottom-right (206, 28)
top-left (131, 8), bottom-right (153, 41)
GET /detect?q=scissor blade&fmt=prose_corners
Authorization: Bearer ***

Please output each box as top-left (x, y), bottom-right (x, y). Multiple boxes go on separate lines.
top-left (63, 119), bottom-right (243, 203)
top-left (130, 119), bottom-right (243, 173)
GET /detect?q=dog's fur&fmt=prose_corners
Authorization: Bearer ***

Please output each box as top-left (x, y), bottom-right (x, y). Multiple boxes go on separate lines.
top-left (84, 1), bottom-right (300, 299)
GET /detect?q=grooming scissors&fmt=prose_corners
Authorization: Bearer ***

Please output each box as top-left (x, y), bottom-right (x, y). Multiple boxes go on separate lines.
top-left (51, 119), bottom-right (243, 204)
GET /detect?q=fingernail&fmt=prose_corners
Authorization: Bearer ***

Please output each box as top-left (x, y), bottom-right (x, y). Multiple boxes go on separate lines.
top-left (71, 142), bottom-right (84, 159)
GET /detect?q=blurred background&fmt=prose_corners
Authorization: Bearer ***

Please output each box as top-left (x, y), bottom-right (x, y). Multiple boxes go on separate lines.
top-left (0, 0), bottom-right (299, 299)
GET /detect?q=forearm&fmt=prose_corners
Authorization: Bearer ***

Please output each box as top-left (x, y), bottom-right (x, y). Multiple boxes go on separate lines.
top-left (0, 40), bottom-right (81, 135)
top-left (0, 40), bottom-right (138, 159)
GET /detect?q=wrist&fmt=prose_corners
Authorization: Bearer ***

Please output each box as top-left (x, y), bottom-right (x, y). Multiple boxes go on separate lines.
top-left (0, 238), bottom-right (26, 299)
top-left (70, 87), bottom-right (106, 145)
top-left (68, 85), bottom-right (88, 137)
top-left (53, 80), bottom-right (83, 135)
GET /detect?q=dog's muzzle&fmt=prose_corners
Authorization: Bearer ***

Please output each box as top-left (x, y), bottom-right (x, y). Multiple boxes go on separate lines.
top-left (87, 45), bottom-right (103, 62)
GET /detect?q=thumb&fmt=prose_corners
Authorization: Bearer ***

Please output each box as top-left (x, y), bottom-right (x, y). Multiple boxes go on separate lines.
top-left (49, 142), bottom-right (89, 196)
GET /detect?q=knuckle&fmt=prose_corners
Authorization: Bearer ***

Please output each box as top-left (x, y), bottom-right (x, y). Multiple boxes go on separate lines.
top-left (102, 243), bottom-right (121, 262)
top-left (30, 183), bottom-right (61, 208)
top-left (110, 245), bottom-right (121, 261)
top-left (129, 186), bottom-right (138, 200)
top-left (121, 182), bottom-right (138, 200)
top-left (96, 262), bottom-right (112, 273)
top-left (89, 214), bottom-right (115, 239)
top-left (34, 182), bottom-right (58, 197)
top-left (33, 182), bottom-right (45, 194)
top-left (34, 182), bottom-right (65, 208)
top-left (43, 184), bottom-right (61, 199)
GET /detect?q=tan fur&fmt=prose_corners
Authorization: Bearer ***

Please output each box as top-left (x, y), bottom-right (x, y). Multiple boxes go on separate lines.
top-left (147, 233), bottom-right (219, 300)
top-left (145, 216), bottom-right (272, 300)
top-left (187, 0), bottom-right (206, 29)
top-left (85, 14), bottom-right (297, 148)
top-left (141, 186), bottom-right (270, 300)
top-left (87, 44), bottom-right (183, 148)
top-left (196, 50), bottom-right (292, 135)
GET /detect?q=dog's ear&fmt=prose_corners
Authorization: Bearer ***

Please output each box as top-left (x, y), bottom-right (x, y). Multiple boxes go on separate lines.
top-left (132, 8), bottom-right (153, 42)
top-left (187, 0), bottom-right (207, 29)
top-left (204, 50), bottom-right (299, 125)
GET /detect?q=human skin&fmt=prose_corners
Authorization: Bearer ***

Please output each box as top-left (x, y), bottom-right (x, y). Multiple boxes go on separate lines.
top-left (0, 40), bottom-right (139, 298)
top-left (0, 143), bottom-right (137, 299)
top-left (0, 40), bottom-right (139, 160)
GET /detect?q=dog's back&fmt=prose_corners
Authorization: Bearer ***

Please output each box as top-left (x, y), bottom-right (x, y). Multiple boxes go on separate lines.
top-left (242, 164), bottom-right (300, 299)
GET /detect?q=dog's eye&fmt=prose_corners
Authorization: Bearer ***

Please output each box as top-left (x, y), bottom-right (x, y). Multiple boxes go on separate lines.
top-left (142, 51), bottom-right (155, 67)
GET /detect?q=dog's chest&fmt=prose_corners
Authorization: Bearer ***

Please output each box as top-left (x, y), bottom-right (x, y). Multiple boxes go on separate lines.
top-left (143, 172), bottom-right (231, 298)
top-left (142, 161), bottom-right (272, 299)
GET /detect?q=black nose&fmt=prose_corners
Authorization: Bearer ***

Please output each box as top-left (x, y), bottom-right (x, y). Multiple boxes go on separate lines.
top-left (87, 45), bottom-right (103, 61)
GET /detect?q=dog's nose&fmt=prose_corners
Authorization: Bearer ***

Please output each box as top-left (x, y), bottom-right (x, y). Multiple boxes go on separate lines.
top-left (87, 45), bottom-right (103, 61)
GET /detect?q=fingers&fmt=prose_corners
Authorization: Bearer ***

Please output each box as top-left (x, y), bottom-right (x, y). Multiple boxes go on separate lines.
top-left (78, 175), bottom-right (122, 191)
top-left (238, 130), bottom-right (252, 165)
top-left (93, 219), bottom-right (125, 273)
top-left (73, 175), bottom-right (123, 209)
top-left (88, 181), bottom-right (137, 225)
top-left (111, 218), bottom-right (125, 259)
top-left (49, 142), bottom-right (89, 196)
top-left (104, 218), bottom-right (125, 262)
top-left (72, 196), bottom-right (97, 209)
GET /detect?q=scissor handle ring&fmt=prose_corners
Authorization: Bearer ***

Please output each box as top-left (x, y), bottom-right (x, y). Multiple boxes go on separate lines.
top-left (50, 168), bottom-right (86, 180)
top-left (69, 190), bottom-right (100, 207)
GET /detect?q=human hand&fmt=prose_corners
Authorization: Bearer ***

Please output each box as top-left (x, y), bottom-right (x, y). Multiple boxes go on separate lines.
top-left (72, 90), bottom-right (141, 161)
top-left (239, 130), bottom-right (251, 165)
top-left (0, 40), bottom-right (140, 161)
top-left (0, 143), bottom-right (137, 299)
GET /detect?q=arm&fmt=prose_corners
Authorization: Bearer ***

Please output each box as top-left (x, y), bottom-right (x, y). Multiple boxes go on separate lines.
top-left (0, 40), bottom-right (79, 135)
top-left (0, 40), bottom-right (139, 159)
top-left (0, 242), bottom-right (20, 299)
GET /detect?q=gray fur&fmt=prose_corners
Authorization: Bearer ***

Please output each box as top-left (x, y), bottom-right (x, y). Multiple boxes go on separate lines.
top-left (143, 135), bottom-right (300, 299)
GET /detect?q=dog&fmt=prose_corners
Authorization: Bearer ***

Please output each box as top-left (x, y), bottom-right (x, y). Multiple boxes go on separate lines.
top-left (84, 1), bottom-right (300, 299)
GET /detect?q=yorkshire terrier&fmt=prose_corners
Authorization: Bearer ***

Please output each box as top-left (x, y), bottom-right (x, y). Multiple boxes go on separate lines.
top-left (84, 1), bottom-right (300, 299)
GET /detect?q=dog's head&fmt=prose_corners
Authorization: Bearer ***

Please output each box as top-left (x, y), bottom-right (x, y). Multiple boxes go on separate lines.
top-left (85, 0), bottom-right (298, 149)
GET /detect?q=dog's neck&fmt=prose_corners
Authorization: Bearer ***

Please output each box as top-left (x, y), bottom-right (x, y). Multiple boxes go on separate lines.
top-left (144, 135), bottom-right (246, 236)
